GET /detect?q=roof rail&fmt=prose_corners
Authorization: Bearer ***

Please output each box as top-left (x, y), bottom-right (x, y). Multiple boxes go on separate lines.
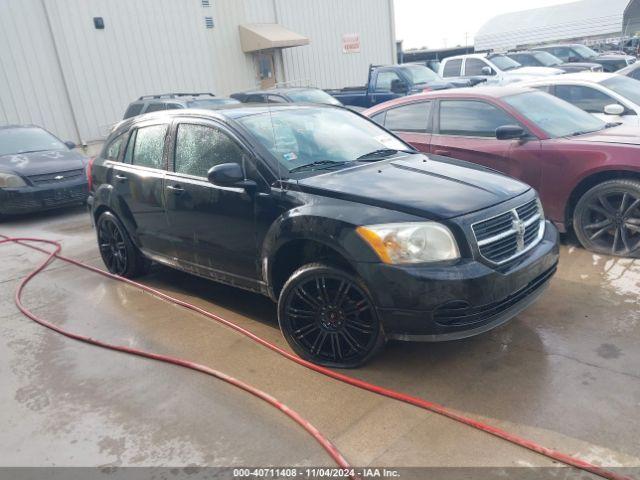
top-left (137, 92), bottom-right (216, 100)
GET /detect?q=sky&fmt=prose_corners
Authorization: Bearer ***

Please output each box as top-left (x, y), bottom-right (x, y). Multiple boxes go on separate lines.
top-left (394, 0), bottom-right (576, 50)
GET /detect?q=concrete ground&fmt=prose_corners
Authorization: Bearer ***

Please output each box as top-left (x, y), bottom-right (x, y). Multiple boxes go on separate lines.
top-left (0, 206), bottom-right (639, 478)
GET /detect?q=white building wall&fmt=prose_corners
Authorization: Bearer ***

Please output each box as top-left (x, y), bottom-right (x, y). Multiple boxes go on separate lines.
top-left (0, 0), bottom-right (78, 142)
top-left (43, 0), bottom-right (261, 142)
top-left (0, 0), bottom-right (395, 144)
top-left (277, 0), bottom-right (395, 88)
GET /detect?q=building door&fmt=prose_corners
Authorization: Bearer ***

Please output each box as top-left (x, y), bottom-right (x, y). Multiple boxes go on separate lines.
top-left (256, 52), bottom-right (276, 89)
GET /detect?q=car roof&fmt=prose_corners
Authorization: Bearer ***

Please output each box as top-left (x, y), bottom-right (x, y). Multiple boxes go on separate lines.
top-left (112, 103), bottom-right (342, 135)
top-left (234, 87), bottom-right (322, 96)
top-left (422, 85), bottom-right (532, 99)
top-left (534, 44), bottom-right (582, 48)
top-left (521, 71), bottom-right (616, 85)
top-left (0, 124), bottom-right (41, 130)
top-left (443, 53), bottom-right (488, 61)
top-left (364, 86), bottom-right (534, 115)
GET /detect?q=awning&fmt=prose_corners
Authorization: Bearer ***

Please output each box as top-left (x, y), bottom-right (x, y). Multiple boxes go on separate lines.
top-left (239, 23), bottom-right (309, 53)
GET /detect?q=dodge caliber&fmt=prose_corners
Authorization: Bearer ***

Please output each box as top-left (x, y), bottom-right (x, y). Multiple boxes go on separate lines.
top-left (88, 105), bottom-right (559, 367)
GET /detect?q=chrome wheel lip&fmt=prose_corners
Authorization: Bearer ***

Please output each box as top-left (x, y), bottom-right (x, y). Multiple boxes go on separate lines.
top-left (283, 273), bottom-right (377, 364)
top-left (582, 191), bottom-right (640, 256)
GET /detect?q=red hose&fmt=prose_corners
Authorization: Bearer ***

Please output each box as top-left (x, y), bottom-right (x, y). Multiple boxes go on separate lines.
top-left (0, 235), bottom-right (633, 480)
top-left (0, 236), bottom-right (354, 477)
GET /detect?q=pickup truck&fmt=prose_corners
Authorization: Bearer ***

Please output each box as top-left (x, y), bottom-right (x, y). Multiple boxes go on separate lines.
top-left (325, 64), bottom-right (477, 109)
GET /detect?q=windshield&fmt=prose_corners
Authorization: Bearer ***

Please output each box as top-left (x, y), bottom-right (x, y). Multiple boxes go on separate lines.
top-left (533, 51), bottom-right (562, 66)
top-left (504, 91), bottom-right (606, 138)
top-left (399, 64), bottom-right (440, 83)
top-left (602, 76), bottom-right (640, 106)
top-left (187, 98), bottom-right (241, 109)
top-left (0, 127), bottom-right (67, 156)
top-left (489, 54), bottom-right (521, 71)
top-left (573, 45), bottom-right (599, 59)
top-left (286, 89), bottom-right (343, 106)
top-left (237, 107), bottom-right (409, 176)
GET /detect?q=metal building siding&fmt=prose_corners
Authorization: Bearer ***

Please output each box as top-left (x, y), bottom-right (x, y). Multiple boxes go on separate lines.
top-left (0, 0), bottom-right (77, 141)
top-left (1, 0), bottom-right (395, 143)
top-left (475, 0), bottom-right (632, 51)
top-left (42, 0), bottom-right (235, 142)
top-left (277, 0), bottom-right (395, 88)
top-left (243, 0), bottom-right (277, 23)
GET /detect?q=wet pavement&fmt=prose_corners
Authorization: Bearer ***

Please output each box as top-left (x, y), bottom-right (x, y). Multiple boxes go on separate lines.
top-left (0, 206), bottom-right (639, 476)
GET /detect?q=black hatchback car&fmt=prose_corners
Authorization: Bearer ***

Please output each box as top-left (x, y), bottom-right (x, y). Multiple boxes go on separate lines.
top-left (0, 125), bottom-right (88, 217)
top-left (88, 105), bottom-right (559, 367)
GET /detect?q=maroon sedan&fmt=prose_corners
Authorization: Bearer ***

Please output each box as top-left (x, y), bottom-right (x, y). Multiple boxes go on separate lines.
top-left (364, 86), bottom-right (640, 257)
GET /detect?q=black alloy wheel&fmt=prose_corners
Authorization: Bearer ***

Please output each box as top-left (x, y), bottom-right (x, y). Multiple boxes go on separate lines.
top-left (278, 263), bottom-right (384, 368)
top-left (574, 180), bottom-right (640, 257)
top-left (96, 211), bottom-right (149, 277)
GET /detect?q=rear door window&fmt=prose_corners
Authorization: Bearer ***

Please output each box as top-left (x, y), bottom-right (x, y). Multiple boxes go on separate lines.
top-left (266, 95), bottom-right (288, 103)
top-left (439, 100), bottom-right (517, 137)
top-left (144, 103), bottom-right (168, 113)
top-left (442, 59), bottom-right (462, 77)
top-left (174, 123), bottom-right (244, 177)
top-left (554, 85), bottom-right (614, 113)
top-left (129, 125), bottom-right (168, 169)
top-left (550, 47), bottom-right (572, 61)
top-left (384, 101), bottom-right (431, 132)
top-left (123, 104), bottom-right (144, 119)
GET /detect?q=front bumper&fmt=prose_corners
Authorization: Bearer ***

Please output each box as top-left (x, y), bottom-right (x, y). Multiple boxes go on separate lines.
top-left (0, 180), bottom-right (88, 215)
top-left (356, 221), bottom-right (559, 341)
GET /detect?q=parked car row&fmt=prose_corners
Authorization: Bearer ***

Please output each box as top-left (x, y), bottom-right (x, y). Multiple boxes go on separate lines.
top-left (2, 51), bottom-right (638, 368)
top-left (364, 86), bottom-right (640, 257)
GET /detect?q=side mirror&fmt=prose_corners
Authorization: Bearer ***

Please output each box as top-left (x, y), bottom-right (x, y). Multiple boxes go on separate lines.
top-left (207, 163), bottom-right (256, 192)
top-left (481, 66), bottom-right (494, 76)
top-left (390, 78), bottom-right (409, 94)
top-left (64, 141), bottom-right (76, 149)
top-left (496, 125), bottom-right (526, 140)
top-left (604, 103), bottom-right (625, 115)
top-left (568, 56), bottom-right (580, 63)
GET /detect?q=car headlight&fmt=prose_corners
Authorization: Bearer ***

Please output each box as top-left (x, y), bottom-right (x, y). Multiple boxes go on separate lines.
top-left (0, 172), bottom-right (27, 188)
top-left (356, 222), bottom-right (460, 264)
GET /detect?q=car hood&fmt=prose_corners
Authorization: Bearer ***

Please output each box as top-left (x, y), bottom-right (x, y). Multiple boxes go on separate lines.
top-left (509, 66), bottom-right (564, 76)
top-left (576, 125), bottom-right (640, 145)
top-left (596, 53), bottom-right (634, 61)
top-left (294, 154), bottom-right (530, 220)
top-left (0, 149), bottom-right (87, 176)
top-left (560, 62), bottom-right (601, 70)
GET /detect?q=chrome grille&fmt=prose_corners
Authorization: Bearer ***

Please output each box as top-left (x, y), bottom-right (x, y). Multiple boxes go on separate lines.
top-left (28, 168), bottom-right (85, 185)
top-left (472, 199), bottom-right (545, 264)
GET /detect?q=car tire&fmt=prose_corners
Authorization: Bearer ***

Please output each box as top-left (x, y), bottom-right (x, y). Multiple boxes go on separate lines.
top-left (573, 179), bottom-right (640, 257)
top-left (277, 263), bottom-right (385, 368)
top-left (96, 211), bottom-right (150, 277)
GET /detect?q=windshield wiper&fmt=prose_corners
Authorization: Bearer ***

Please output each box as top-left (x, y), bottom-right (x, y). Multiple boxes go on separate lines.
top-left (568, 129), bottom-right (600, 137)
top-left (356, 148), bottom-right (415, 161)
top-left (288, 160), bottom-right (350, 173)
top-left (17, 149), bottom-right (49, 154)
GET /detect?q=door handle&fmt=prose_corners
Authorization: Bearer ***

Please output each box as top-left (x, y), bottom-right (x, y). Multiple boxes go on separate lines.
top-left (114, 174), bottom-right (128, 182)
top-left (166, 184), bottom-right (184, 195)
top-left (434, 149), bottom-right (451, 156)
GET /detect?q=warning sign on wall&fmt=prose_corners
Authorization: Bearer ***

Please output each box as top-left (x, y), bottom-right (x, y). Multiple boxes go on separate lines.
top-left (342, 33), bottom-right (360, 54)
